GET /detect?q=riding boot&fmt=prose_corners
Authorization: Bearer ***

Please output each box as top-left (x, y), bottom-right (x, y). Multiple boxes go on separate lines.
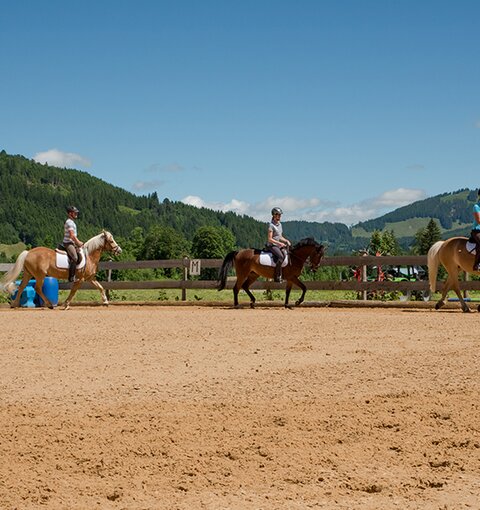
top-left (68, 261), bottom-right (76, 282)
top-left (474, 250), bottom-right (480, 272)
top-left (274, 261), bottom-right (283, 283)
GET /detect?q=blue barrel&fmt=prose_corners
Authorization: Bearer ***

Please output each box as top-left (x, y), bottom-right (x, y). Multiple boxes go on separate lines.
top-left (36, 277), bottom-right (59, 307)
top-left (13, 277), bottom-right (59, 307)
top-left (12, 281), bottom-right (37, 307)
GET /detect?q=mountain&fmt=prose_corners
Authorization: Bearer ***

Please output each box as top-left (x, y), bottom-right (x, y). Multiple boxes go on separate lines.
top-left (351, 188), bottom-right (476, 246)
top-left (1, 151), bottom-right (475, 256)
top-left (0, 151), bottom-right (353, 253)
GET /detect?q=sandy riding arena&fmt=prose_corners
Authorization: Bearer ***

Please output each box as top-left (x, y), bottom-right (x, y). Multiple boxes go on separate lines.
top-left (1, 305), bottom-right (479, 509)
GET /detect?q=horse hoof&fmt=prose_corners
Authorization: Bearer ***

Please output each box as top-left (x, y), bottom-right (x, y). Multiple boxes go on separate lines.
top-left (463, 307), bottom-right (471, 313)
top-left (250, 303), bottom-right (255, 309)
top-left (435, 302), bottom-right (443, 310)
top-left (285, 304), bottom-right (294, 310)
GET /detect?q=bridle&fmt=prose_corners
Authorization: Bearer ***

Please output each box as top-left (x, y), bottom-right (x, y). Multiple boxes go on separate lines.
top-left (103, 232), bottom-right (122, 255)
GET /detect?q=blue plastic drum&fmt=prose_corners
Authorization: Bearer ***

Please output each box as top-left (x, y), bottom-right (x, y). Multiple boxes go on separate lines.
top-left (13, 277), bottom-right (59, 307)
top-left (36, 277), bottom-right (59, 307)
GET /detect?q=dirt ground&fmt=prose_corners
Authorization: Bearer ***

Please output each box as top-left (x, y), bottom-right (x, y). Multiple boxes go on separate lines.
top-left (0, 304), bottom-right (479, 510)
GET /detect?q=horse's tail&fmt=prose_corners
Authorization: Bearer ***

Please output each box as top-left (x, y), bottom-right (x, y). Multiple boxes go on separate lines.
top-left (427, 241), bottom-right (444, 293)
top-left (0, 250), bottom-right (29, 294)
top-left (217, 251), bottom-right (238, 290)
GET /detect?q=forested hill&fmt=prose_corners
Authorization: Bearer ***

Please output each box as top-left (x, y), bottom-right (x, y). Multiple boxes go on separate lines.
top-left (0, 151), bottom-right (353, 251)
top-left (352, 188), bottom-right (476, 242)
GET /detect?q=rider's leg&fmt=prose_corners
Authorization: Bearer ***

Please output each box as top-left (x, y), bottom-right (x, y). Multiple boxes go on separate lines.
top-left (65, 243), bottom-right (78, 282)
top-left (471, 230), bottom-right (480, 271)
top-left (270, 246), bottom-right (285, 282)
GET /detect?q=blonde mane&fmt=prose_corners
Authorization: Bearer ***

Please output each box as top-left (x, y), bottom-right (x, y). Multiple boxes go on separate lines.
top-left (84, 232), bottom-right (106, 255)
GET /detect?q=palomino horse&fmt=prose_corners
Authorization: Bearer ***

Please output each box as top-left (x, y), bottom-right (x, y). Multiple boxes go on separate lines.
top-left (218, 237), bottom-right (325, 308)
top-left (428, 236), bottom-right (478, 313)
top-left (0, 231), bottom-right (122, 310)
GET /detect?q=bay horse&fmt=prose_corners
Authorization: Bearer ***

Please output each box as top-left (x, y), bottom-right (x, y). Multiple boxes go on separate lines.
top-left (218, 237), bottom-right (325, 308)
top-left (428, 236), bottom-right (478, 313)
top-left (0, 231), bottom-right (122, 310)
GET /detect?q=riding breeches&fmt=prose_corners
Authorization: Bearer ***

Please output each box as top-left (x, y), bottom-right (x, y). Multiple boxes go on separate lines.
top-left (65, 243), bottom-right (79, 264)
top-left (269, 245), bottom-right (285, 264)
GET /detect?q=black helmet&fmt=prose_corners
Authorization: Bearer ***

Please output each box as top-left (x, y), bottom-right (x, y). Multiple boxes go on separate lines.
top-left (66, 205), bottom-right (79, 214)
top-left (271, 207), bottom-right (283, 216)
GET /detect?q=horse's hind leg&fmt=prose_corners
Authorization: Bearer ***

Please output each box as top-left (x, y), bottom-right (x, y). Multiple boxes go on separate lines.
top-left (450, 279), bottom-right (470, 313)
top-left (10, 272), bottom-right (32, 308)
top-left (34, 276), bottom-right (54, 309)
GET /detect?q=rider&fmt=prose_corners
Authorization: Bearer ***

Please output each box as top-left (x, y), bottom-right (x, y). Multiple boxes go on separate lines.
top-left (63, 205), bottom-right (84, 282)
top-left (471, 189), bottom-right (480, 271)
top-left (266, 207), bottom-right (291, 282)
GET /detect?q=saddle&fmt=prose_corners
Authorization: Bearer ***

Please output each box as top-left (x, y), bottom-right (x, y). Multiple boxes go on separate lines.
top-left (55, 245), bottom-right (86, 270)
top-left (258, 248), bottom-right (289, 268)
top-left (466, 237), bottom-right (477, 255)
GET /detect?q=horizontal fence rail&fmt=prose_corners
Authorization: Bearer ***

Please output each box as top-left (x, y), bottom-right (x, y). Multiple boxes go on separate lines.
top-left (0, 255), bottom-right (476, 297)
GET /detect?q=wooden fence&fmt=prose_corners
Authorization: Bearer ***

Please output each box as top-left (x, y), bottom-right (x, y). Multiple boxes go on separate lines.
top-left (1, 255), bottom-right (477, 300)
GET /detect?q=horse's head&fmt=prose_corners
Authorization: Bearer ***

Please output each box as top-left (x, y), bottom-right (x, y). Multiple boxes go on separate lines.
top-left (291, 238), bottom-right (325, 271)
top-left (102, 230), bottom-right (122, 256)
top-left (309, 243), bottom-right (325, 271)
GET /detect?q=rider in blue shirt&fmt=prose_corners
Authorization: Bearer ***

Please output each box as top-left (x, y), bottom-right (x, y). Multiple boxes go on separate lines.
top-left (471, 190), bottom-right (480, 271)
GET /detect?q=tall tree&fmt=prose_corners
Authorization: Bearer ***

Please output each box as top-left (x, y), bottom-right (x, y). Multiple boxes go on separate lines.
top-left (413, 219), bottom-right (442, 255)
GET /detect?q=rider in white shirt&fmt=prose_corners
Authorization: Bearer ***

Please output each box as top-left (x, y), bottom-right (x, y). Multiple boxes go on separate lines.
top-left (63, 206), bottom-right (84, 282)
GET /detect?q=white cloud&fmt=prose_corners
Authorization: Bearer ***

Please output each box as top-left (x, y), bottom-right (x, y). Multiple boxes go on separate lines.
top-left (33, 148), bottom-right (91, 168)
top-left (147, 162), bottom-right (185, 173)
top-left (132, 179), bottom-right (165, 191)
top-left (181, 187), bottom-right (426, 226)
top-left (406, 164), bottom-right (425, 171)
top-left (371, 188), bottom-right (426, 208)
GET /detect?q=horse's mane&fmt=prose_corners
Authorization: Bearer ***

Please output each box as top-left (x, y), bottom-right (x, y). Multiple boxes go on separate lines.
top-left (84, 232), bottom-right (106, 255)
top-left (293, 237), bottom-right (322, 250)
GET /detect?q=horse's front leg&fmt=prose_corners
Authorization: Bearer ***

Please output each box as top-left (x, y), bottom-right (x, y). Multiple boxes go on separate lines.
top-left (90, 278), bottom-right (109, 306)
top-left (285, 281), bottom-right (294, 308)
top-left (286, 276), bottom-right (307, 307)
top-left (63, 280), bottom-right (83, 310)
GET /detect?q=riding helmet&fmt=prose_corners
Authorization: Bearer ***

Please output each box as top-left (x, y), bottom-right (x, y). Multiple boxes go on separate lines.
top-left (66, 205), bottom-right (79, 214)
top-left (271, 207), bottom-right (283, 216)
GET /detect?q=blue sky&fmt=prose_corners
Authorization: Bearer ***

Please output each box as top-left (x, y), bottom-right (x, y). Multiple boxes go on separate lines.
top-left (1, 0), bottom-right (479, 225)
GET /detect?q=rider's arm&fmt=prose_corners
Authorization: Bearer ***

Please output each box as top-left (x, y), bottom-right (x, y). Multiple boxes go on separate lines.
top-left (280, 235), bottom-right (291, 246)
top-left (474, 211), bottom-right (480, 224)
top-left (268, 229), bottom-right (285, 247)
top-left (68, 228), bottom-right (83, 247)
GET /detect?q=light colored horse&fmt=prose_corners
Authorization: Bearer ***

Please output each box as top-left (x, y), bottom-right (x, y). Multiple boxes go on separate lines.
top-left (0, 231), bottom-right (122, 310)
top-left (428, 236), bottom-right (477, 313)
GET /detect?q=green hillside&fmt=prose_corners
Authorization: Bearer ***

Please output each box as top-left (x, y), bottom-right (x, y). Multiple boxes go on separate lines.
top-left (1, 150), bottom-right (475, 256)
top-left (0, 151), bottom-right (351, 253)
top-left (353, 188), bottom-right (476, 238)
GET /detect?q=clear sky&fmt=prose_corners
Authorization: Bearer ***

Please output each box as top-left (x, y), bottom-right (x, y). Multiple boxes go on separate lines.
top-left (1, 0), bottom-right (479, 225)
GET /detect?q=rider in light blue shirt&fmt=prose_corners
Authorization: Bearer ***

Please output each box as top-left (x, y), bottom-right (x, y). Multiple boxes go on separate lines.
top-left (471, 190), bottom-right (480, 271)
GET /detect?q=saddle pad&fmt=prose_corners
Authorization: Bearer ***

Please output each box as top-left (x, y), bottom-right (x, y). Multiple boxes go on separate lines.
top-left (259, 252), bottom-right (289, 267)
top-left (55, 248), bottom-right (87, 270)
top-left (466, 241), bottom-right (476, 254)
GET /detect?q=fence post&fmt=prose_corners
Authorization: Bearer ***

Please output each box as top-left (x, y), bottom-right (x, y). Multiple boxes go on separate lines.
top-left (106, 268), bottom-right (112, 301)
top-left (464, 271), bottom-right (470, 299)
top-left (182, 257), bottom-right (189, 301)
top-left (362, 264), bottom-right (367, 301)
